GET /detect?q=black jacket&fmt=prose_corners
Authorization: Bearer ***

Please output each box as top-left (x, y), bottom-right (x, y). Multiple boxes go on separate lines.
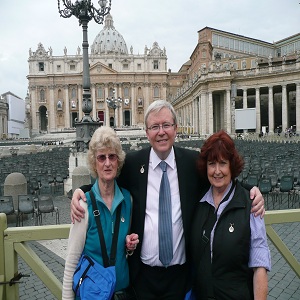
top-left (117, 146), bottom-right (204, 282)
top-left (190, 181), bottom-right (254, 300)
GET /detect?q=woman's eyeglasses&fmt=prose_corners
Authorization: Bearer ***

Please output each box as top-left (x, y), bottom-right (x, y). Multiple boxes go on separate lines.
top-left (96, 154), bottom-right (118, 163)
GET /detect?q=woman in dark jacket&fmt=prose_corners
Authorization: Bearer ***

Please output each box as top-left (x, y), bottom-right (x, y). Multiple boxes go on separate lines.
top-left (190, 130), bottom-right (271, 300)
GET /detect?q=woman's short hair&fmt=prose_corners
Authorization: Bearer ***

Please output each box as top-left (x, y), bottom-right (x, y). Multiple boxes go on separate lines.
top-left (87, 126), bottom-right (125, 178)
top-left (144, 100), bottom-right (177, 128)
top-left (198, 130), bottom-right (244, 179)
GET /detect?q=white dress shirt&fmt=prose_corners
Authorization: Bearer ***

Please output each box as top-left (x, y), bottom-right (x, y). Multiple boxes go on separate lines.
top-left (140, 147), bottom-right (186, 266)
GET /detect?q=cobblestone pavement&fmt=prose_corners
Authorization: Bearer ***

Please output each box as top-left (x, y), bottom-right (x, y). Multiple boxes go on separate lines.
top-left (5, 195), bottom-right (300, 300)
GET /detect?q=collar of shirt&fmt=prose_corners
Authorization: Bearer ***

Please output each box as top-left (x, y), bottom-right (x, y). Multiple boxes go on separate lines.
top-left (150, 147), bottom-right (175, 171)
top-left (200, 181), bottom-right (234, 214)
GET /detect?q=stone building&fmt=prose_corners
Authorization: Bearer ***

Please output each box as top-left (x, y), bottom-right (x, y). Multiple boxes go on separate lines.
top-left (27, 14), bottom-right (168, 135)
top-left (169, 27), bottom-right (300, 136)
top-left (0, 92), bottom-right (25, 139)
top-left (0, 94), bottom-right (8, 139)
top-left (27, 18), bottom-right (300, 137)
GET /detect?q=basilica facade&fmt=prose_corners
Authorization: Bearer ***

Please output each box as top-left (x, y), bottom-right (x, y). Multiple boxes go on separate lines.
top-left (27, 14), bottom-right (168, 135)
top-left (27, 15), bottom-right (300, 137)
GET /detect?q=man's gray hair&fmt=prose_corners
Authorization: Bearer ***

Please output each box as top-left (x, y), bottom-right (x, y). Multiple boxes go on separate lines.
top-left (144, 100), bottom-right (177, 128)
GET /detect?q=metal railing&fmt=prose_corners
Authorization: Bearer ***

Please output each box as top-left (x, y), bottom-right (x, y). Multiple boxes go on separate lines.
top-left (0, 209), bottom-right (300, 299)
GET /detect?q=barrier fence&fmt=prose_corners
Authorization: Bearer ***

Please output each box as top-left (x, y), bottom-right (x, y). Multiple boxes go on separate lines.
top-left (0, 209), bottom-right (300, 299)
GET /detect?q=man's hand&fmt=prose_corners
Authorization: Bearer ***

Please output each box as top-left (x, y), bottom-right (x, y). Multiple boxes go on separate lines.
top-left (126, 233), bottom-right (139, 251)
top-left (250, 186), bottom-right (265, 217)
top-left (71, 188), bottom-right (87, 223)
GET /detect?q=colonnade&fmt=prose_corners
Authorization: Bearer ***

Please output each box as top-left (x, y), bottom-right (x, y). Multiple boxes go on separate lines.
top-left (175, 81), bottom-right (300, 136)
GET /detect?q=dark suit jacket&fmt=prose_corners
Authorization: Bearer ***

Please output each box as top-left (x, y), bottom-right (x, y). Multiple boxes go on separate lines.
top-left (117, 146), bottom-right (207, 282)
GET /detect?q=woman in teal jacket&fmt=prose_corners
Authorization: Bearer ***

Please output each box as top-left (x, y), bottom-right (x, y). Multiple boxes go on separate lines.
top-left (62, 126), bottom-right (139, 299)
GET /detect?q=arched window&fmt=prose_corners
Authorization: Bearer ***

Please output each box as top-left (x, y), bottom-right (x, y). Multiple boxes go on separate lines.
top-left (154, 86), bottom-right (159, 98)
top-left (97, 87), bottom-right (103, 98)
top-left (58, 89), bottom-right (62, 99)
top-left (124, 87), bottom-right (129, 97)
top-left (71, 88), bottom-right (76, 99)
top-left (40, 89), bottom-right (45, 102)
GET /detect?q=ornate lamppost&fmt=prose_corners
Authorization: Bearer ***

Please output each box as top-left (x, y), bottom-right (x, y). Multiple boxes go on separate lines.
top-left (57, 0), bottom-right (111, 151)
top-left (106, 89), bottom-right (122, 128)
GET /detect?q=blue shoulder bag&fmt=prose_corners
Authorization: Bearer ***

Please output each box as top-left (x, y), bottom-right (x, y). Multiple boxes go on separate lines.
top-left (73, 191), bottom-right (122, 300)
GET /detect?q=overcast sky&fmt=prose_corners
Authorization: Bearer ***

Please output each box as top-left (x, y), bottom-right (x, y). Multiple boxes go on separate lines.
top-left (1, 0), bottom-right (299, 99)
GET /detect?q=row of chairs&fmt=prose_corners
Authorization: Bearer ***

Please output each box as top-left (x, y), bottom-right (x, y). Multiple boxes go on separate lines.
top-left (0, 194), bottom-right (59, 226)
top-left (239, 172), bottom-right (299, 210)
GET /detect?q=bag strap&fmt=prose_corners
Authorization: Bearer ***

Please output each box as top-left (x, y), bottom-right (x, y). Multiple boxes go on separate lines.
top-left (89, 190), bottom-right (122, 267)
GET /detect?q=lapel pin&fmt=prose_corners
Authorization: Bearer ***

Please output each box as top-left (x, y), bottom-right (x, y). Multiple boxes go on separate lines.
top-left (140, 165), bottom-right (145, 174)
top-left (229, 223), bottom-right (234, 233)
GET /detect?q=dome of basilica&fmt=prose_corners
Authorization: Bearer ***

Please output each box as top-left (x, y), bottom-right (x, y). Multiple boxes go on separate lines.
top-left (91, 14), bottom-right (128, 55)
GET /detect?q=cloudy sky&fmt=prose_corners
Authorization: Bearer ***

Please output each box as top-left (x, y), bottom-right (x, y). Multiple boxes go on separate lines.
top-left (1, 0), bottom-right (299, 99)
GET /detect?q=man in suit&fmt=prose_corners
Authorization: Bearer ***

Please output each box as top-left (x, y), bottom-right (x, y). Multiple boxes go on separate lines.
top-left (71, 100), bottom-right (264, 299)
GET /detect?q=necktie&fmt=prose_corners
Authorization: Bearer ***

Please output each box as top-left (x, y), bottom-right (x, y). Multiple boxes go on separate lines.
top-left (158, 160), bottom-right (173, 266)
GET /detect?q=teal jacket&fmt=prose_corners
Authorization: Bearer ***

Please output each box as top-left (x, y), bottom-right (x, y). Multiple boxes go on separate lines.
top-left (83, 180), bottom-right (131, 291)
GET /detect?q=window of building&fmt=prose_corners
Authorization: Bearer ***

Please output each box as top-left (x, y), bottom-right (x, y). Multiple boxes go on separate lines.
top-left (108, 63), bottom-right (113, 69)
top-left (154, 86), bottom-right (159, 98)
top-left (137, 63), bottom-right (141, 70)
top-left (40, 89), bottom-right (45, 102)
top-left (124, 87), bottom-right (129, 97)
top-left (153, 60), bottom-right (159, 69)
top-left (109, 88), bottom-right (114, 98)
top-left (123, 63), bottom-right (129, 70)
top-left (202, 51), bottom-right (206, 58)
top-left (39, 62), bottom-right (44, 71)
top-left (57, 65), bottom-right (61, 72)
top-left (71, 88), bottom-right (76, 99)
top-left (70, 64), bottom-right (75, 71)
top-left (97, 87), bottom-right (103, 98)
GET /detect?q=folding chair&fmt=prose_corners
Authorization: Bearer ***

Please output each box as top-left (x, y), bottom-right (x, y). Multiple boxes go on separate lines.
top-left (17, 194), bottom-right (38, 226)
top-left (279, 175), bottom-right (294, 208)
top-left (0, 195), bottom-right (17, 225)
top-left (36, 194), bottom-right (59, 225)
top-left (258, 178), bottom-right (272, 210)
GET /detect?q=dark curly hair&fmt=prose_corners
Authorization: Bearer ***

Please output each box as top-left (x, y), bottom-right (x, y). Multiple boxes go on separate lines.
top-left (198, 130), bottom-right (244, 180)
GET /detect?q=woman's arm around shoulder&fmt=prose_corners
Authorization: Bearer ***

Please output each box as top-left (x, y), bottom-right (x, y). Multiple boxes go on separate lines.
top-left (62, 200), bottom-right (89, 300)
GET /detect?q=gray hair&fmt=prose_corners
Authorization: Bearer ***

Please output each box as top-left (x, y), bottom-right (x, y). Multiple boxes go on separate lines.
top-left (87, 126), bottom-right (125, 178)
top-left (144, 100), bottom-right (177, 128)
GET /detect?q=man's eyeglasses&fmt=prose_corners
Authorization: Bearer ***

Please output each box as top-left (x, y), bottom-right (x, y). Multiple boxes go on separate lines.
top-left (147, 123), bottom-right (175, 132)
top-left (96, 154), bottom-right (118, 163)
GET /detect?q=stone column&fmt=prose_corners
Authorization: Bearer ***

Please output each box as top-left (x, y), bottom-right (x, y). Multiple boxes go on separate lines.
top-left (226, 89), bottom-right (231, 133)
top-left (91, 84), bottom-right (96, 121)
top-left (118, 84), bottom-right (123, 126)
top-left (31, 86), bottom-right (39, 135)
top-left (268, 86), bottom-right (274, 134)
top-left (208, 91), bottom-right (213, 134)
top-left (114, 84), bottom-right (120, 127)
top-left (255, 88), bottom-right (261, 134)
top-left (200, 92), bottom-right (207, 135)
top-left (243, 89), bottom-right (247, 108)
top-left (296, 82), bottom-right (300, 133)
top-left (243, 89), bottom-right (248, 133)
top-left (64, 85), bottom-right (70, 128)
top-left (131, 83), bottom-right (136, 125)
top-left (144, 82), bottom-right (150, 111)
top-left (49, 85), bottom-right (55, 132)
top-left (282, 85), bottom-right (288, 132)
top-left (194, 97), bottom-right (199, 134)
top-left (105, 85), bottom-right (110, 126)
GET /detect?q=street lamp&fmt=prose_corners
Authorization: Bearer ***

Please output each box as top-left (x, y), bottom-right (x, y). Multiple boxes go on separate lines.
top-left (106, 89), bottom-right (122, 128)
top-left (57, 0), bottom-right (111, 151)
